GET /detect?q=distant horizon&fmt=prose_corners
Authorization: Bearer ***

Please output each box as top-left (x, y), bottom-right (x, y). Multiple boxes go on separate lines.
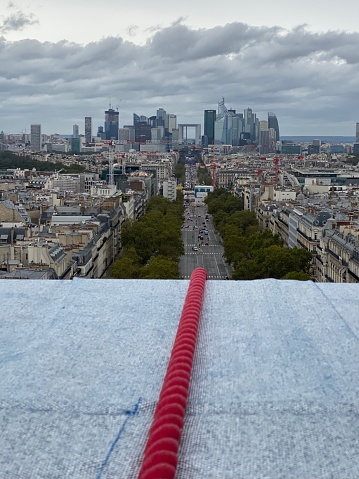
top-left (49, 133), bottom-right (358, 141)
top-left (281, 135), bottom-right (356, 142)
top-left (5, 132), bottom-right (357, 143)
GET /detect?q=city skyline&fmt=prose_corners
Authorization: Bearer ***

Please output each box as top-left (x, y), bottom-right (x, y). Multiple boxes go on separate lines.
top-left (1, 1), bottom-right (359, 135)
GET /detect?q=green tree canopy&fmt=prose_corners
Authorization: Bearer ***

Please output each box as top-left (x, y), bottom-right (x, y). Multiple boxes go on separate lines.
top-left (110, 194), bottom-right (184, 279)
top-left (0, 151), bottom-right (85, 173)
top-left (140, 256), bottom-right (179, 279)
top-left (109, 247), bottom-right (141, 279)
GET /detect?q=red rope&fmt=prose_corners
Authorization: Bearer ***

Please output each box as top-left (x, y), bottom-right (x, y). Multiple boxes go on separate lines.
top-left (137, 268), bottom-right (207, 479)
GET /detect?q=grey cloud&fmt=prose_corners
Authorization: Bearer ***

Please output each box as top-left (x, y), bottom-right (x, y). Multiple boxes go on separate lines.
top-left (126, 25), bottom-right (139, 37)
top-left (1, 22), bottom-right (358, 135)
top-left (0, 10), bottom-right (38, 33)
top-left (147, 22), bottom-right (282, 61)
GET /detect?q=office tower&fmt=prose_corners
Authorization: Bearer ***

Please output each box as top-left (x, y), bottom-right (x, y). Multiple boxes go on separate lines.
top-left (119, 128), bottom-right (131, 142)
top-left (97, 126), bottom-right (105, 140)
top-left (308, 139), bottom-right (321, 155)
top-left (244, 108), bottom-right (253, 135)
top-left (268, 112), bottom-right (280, 142)
top-left (269, 128), bottom-right (277, 153)
top-left (172, 129), bottom-right (179, 142)
top-left (156, 108), bottom-right (167, 128)
top-left (73, 124), bottom-right (79, 138)
top-left (148, 116), bottom-right (157, 128)
top-left (30, 124), bottom-right (41, 151)
top-left (258, 128), bottom-right (274, 155)
top-left (204, 110), bottom-right (216, 145)
top-left (167, 114), bottom-right (177, 133)
top-left (356, 123), bottom-right (359, 142)
top-left (71, 137), bottom-right (80, 153)
top-left (134, 113), bottom-right (149, 125)
top-left (243, 108), bottom-right (257, 141)
top-left (135, 121), bottom-right (151, 143)
top-left (105, 107), bottom-right (119, 140)
top-left (85, 117), bottom-right (92, 143)
top-left (213, 99), bottom-right (243, 146)
top-left (0, 130), bottom-right (5, 150)
top-left (151, 127), bottom-right (165, 141)
top-left (227, 114), bottom-right (243, 146)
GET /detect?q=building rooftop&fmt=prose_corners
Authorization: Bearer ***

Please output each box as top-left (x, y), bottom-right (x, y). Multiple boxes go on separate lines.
top-left (1, 277), bottom-right (359, 478)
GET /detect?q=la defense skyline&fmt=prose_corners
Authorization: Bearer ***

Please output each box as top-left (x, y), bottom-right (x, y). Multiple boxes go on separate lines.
top-left (61, 99), bottom-right (282, 152)
top-left (22, 99), bottom-right (357, 154)
top-left (203, 100), bottom-right (280, 153)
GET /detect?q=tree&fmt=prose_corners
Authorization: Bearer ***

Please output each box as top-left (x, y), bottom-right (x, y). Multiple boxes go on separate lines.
top-left (254, 246), bottom-right (312, 279)
top-left (111, 193), bottom-right (184, 279)
top-left (0, 151), bottom-right (85, 173)
top-left (140, 256), bottom-right (180, 279)
top-left (110, 247), bottom-right (141, 278)
top-left (283, 271), bottom-right (311, 281)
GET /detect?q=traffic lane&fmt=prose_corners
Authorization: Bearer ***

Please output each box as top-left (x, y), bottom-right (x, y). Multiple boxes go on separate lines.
top-left (180, 203), bottom-right (231, 279)
top-left (199, 249), bottom-right (229, 279)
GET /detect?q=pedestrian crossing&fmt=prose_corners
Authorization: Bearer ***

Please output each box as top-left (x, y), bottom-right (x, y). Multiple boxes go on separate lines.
top-left (182, 275), bottom-right (230, 280)
top-left (187, 252), bottom-right (223, 255)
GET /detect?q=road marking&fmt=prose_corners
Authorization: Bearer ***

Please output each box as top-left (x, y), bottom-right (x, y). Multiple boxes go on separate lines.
top-left (182, 275), bottom-right (230, 280)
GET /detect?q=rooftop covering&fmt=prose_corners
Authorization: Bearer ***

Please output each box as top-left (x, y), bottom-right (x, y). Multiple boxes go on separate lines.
top-left (1, 278), bottom-right (359, 478)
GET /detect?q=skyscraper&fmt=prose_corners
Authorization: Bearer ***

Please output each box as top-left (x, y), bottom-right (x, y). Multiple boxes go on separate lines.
top-left (105, 108), bottom-right (119, 140)
top-left (356, 122), bottom-right (359, 142)
top-left (167, 114), bottom-right (177, 133)
top-left (156, 108), bottom-right (167, 128)
top-left (268, 112), bottom-right (280, 142)
top-left (204, 110), bottom-right (216, 146)
top-left (85, 117), bottom-right (92, 143)
top-left (135, 121), bottom-right (151, 143)
top-left (30, 124), bottom-right (41, 151)
top-left (213, 99), bottom-right (244, 146)
top-left (244, 108), bottom-right (257, 142)
top-left (73, 124), bottom-right (79, 138)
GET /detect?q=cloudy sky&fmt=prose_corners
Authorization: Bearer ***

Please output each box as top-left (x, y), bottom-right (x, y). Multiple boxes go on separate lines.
top-left (1, 0), bottom-right (359, 136)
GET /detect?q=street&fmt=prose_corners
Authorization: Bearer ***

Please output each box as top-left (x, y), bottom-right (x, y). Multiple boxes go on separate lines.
top-left (179, 203), bottom-right (232, 280)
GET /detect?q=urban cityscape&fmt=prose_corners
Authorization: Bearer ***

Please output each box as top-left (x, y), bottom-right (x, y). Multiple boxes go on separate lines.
top-left (2, 1), bottom-right (359, 477)
top-left (1, 98), bottom-right (359, 282)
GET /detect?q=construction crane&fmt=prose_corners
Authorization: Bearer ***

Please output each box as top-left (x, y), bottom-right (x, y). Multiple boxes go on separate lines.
top-left (210, 162), bottom-right (217, 188)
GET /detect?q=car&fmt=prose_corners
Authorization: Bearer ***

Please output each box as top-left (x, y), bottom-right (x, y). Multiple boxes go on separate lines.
top-left (192, 246), bottom-right (198, 251)
top-left (204, 230), bottom-right (209, 235)
top-left (205, 241), bottom-right (209, 246)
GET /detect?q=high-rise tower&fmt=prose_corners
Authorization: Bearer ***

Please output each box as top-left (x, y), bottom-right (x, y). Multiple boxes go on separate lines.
top-left (30, 124), bottom-right (41, 151)
top-left (156, 108), bottom-right (167, 128)
top-left (167, 114), bottom-right (177, 133)
top-left (85, 117), bottom-right (92, 143)
top-left (105, 107), bottom-right (119, 140)
top-left (268, 112), bottom-right (280, 142)
top-left (204, 110), bottom-right (216, 146)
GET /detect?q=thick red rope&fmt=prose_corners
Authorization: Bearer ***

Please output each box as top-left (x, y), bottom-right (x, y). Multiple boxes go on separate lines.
top-left (137, 268), bottom-right (207, 479)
